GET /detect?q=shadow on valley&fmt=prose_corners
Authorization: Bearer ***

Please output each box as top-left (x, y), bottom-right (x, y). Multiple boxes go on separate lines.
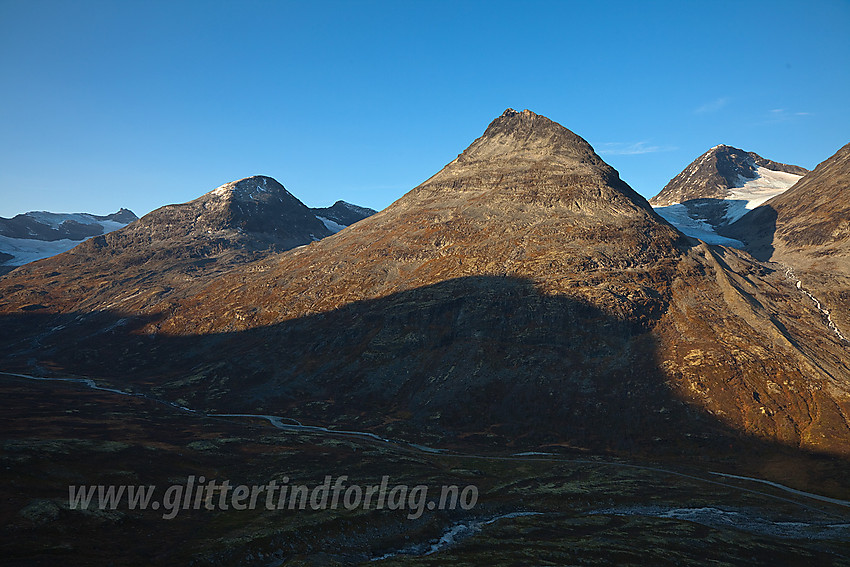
top-left (720, 204), bottom-right (779, 261)
top-left (1, 275), bottom-right (847, 492)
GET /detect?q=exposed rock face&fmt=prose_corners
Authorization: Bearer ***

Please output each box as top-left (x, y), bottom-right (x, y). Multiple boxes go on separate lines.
top-left (726, 142), bottom-right (850, 334)
top-left (310, 201), bottom-right (376, 227)
top-left (651, 145), bottom-right (807, 207)
top-left (650, 146), bottom-right (806, 246)
top-left (0, 111), bottom-right (848, 461)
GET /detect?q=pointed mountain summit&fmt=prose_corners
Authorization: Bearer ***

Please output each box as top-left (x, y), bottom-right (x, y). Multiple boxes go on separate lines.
top-left (651, 144), bottom-right (807, 208)
top-left (454, 108), bottom-right (611, 165)
top-left (409, 108), bottom-right (658, 219)
top-left (650, 145), bottom-right (807, 245)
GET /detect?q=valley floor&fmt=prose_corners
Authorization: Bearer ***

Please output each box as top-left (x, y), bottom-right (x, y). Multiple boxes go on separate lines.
top-left (3, 373), bottom-right (850, 566)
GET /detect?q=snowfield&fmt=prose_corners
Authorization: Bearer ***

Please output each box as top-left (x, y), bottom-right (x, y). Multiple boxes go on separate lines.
top-left (0, 214), bottom-right (132, 267)
top-left (0, 235), bottom-right (88, 266)
top-left (653, 204), bottom-right (744, 247)
top-left (724, 167), bottom-right (803, 223)
top-left (653, 166), bottom-right (802, 248)
top-left (316, 216), bottom-right (347, 234)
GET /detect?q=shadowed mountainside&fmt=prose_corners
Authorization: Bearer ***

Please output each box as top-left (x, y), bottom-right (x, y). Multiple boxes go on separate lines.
top-left (0, 109), bottom-right (848, 463)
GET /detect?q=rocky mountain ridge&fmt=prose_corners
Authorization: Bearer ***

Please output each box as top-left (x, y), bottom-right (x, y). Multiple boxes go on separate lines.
top-left (310, 201), bottom-right (377, 229)
top-left (651, 145), bottom-right (807, 207)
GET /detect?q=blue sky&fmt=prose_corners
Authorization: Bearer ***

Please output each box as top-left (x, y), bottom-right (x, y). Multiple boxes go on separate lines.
top-left (1, 0), bottom-right (848, 218)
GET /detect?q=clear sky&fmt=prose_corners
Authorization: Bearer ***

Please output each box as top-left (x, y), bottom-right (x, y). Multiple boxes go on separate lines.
top-left (1, 0), bottom-right (848, 218)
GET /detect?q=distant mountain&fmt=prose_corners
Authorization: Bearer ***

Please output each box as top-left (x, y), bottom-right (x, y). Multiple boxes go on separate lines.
top-left (0, 208), bottom-right (138, 273)
top-left (4, 110), bottom-right (848, 463)
top-left (650, 145), bottom-right (806, 246)
top-left (129, 175), bottom-right (334, 249)
top-left (310, 201), bottom-right (376, 233)
top-left (725, 141), bottom-right (850, 333)
top-left (0, 175), bottom-right (336, 312)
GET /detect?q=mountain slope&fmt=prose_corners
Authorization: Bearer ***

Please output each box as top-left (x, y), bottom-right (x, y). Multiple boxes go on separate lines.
top-left (726, 142), bottom-right (850, 333)
top-left (650, 145), bottom-right (806, 245)
top-left (1, 111), bottom-right (848, 461)
top-left (170, 108), bottom-right (681, 326)
top-left (0, 175), bottom-right (332, 313)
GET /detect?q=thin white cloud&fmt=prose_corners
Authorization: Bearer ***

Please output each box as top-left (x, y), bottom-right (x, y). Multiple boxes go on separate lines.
top-left (763, 108), bottom-right (812, 123)
top-left (695, 97), bottom-right (730, 114)
top-left (597, 141), bottom-right (677, 156)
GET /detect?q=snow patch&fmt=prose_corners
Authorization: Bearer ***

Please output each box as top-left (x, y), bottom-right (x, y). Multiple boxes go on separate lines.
top-left (0, 216), bottom-right (131, 266)
top-left (0, 235), bottom-right (87, 265)
top-left (653, 204), bottom-right (744, 247)
top-left (724, 167), bottom-right (802, 223)
top-left (316, 216), bottom-right (347, 234)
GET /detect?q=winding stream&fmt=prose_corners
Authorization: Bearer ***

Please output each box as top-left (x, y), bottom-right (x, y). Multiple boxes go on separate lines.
top-left (371, 512), bottom-right (544, 561)
top-left (784, 266), bottom-right (848, 342)
top-left (4, 368), bottom-right (850, 556)
top-left (4, 370), bottom-right (849, 510)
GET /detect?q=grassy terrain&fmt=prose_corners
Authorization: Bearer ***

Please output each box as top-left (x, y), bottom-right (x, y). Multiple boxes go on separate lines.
top-left (2, 376), bottom-right (849, 566)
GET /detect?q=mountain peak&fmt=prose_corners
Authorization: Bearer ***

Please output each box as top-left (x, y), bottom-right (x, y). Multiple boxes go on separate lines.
top-left (448, 108), bottom-right (606, 174)
top-left (650, 145), bottom-right (807, 207)
top-left (498, 107), bottom-right (534, 119)
top-left (309, 200), bottom-right (377, 227)
top-left (209, 175), bottom-right (292, 203)
top-left (392, 109), bottom-right (663, 235)
top-left (111, 175), bottom-right (333, 249)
